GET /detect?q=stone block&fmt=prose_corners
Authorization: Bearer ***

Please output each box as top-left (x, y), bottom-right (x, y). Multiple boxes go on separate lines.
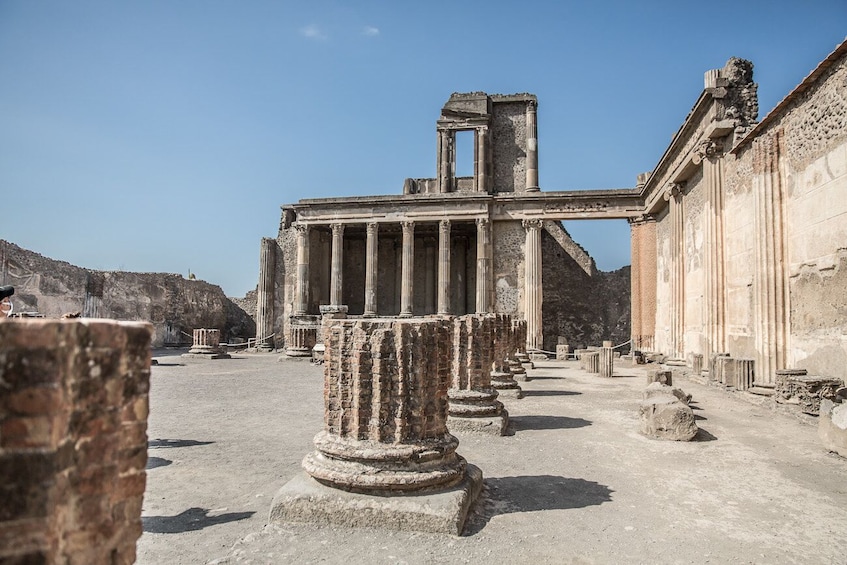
top-left (775, 373), bottom-right (843, 415)
top-left (647, 369), bottom-right (672, 386)
top-left (819, 399), bottom-right (847, 458)
top-left (639, 395), bottom-right (698, 441)
top-left (555, 344), bottom-right (570, 360)
top-left (643, 381), bottom-right (692, 405)
top-left (270, 464), bottom-right (483, 536)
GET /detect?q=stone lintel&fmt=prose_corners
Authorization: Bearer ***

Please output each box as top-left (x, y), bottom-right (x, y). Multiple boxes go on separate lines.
top-left (269, 465), bottom-right (483, 536)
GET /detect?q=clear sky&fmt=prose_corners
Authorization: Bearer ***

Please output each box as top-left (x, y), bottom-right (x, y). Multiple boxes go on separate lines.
top-left (1, 1), bottom-right (845, 297)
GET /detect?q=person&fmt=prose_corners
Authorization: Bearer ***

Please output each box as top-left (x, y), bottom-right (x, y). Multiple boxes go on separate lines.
top-left (0, 285), bottom-right (13, 318)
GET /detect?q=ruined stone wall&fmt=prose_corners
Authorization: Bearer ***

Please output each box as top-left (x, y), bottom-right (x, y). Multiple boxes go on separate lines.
top-left (0, 319), bottom-right (151, 564)
top-left (492, 221), bottom-right (524, 315)
top-left (734, 51), bottom-right (847, 380)
top-left (0, 240), bottom-right (255, 347)
top-left (491, 101), bottom-right (527, 194)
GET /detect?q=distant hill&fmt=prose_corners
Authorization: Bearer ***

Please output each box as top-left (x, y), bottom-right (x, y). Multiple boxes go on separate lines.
top-left (0, 240), bottom-right (255, 347)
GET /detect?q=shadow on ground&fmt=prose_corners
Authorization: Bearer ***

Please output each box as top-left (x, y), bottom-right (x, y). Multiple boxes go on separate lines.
top-left (465, 475), bottom-right (613, 535)
top-left (510, 415), bottom-right (591, 431)
top-left (143, 507), bottom-right (256, 534)
top-left (146, 457), bottom-right (172, 470)
top-left (693, 428), bottom-right (718, 442)
top-left (148, 439), bottom-right (215, 449)
top-left (521, 390), bottom-right (581, 397)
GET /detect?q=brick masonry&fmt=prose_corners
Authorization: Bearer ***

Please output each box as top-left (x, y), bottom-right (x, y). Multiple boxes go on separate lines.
top-left (0, 319), bottom-right (152, 565)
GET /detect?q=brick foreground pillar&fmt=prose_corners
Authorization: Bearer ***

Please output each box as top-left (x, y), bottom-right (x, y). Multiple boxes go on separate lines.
top-left (271, 318), bottom-right (482, 535)
top-left (0, 319), bottom-right (152, 565)
top-left (447, 315), bottom-right (509, 435)
top-left (489, 314), bottom-right (523, 399)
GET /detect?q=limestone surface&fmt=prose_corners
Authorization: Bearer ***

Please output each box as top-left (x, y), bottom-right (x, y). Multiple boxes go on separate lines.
top-left (639, 395), bottom-right (698, 441)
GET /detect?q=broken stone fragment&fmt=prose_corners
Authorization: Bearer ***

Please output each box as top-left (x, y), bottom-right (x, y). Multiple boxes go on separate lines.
top-left (642, 381), bottom-right (692, 405)
top-left (818, 399), bottom-right (847, 458)
top-left (646, 368), bottom-right (673, 386)
top-left (639, 395), bottom-right (698, 441)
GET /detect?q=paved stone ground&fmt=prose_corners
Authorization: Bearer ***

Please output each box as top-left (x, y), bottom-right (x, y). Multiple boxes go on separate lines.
top-left (138, 351), bottom-right (847, 565)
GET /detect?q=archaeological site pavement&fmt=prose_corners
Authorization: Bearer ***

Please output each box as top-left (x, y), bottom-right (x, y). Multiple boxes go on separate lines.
top-left (138, 351), bottom-right (847, 565)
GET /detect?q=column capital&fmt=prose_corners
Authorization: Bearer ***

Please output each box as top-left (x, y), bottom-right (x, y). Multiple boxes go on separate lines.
top-left (293, 222), bottom-right (310, 234)
top-left (331, 223), bottom-right (345, 236)
top-left (475, 217), bottom-right (490, 229)
top-left (526, 99), bottom-right (538, 111)
top-left (628, 214), bottom-right (656, 226)
top-left (439, 219), bottom-right (451, 233)
top-left (663, 183), bottom-right (683, 201)
top-left (401, 220), bottom-right (415, 232)
top-left (366, 222), bottom-right (379, 235)
top-left (522, 218), bottom-right (543, 231)
top-left (693, 139), bottom-right (723, 164)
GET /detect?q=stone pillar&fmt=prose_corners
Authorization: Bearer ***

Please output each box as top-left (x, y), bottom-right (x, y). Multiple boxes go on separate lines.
top-left (329, 223), bottom-right (344, 307)
top-left (698, 141), bottom-right (728, 358)
top-left (286, 318), bottom-right (318, 357)
top-left (424, 237), bottom-right (436, 314)
top-left (186, 328), bottom-right (230, 359)
top-left (437, 219), bottom-right (452, 315)
top-left (475, 218), bottom-right (491, 314)
top-left (515, 320), bottom-right (530, 363)
top-left (629, 215), bottom-right (657, 352)
top-left (599, 346), bottom-right (614, 378)
top-left (257, 237), bottom-right (276, 350)
top-left (476, 126), bottom-right (489, 193)
top-left (272, 317), bottom-right (482, 535)
top-left (753, 133), bottom-right (789, 384)
top-left (400, 221), bottom-right (415, 317)
top-left (294, 223), bottom-right (310, 316)
top-left (508, 318), bottom-right (528, 381)
top-left (447, 315), bottom-right (508, 435)
top-left (522, 219), bottom-right (543, 351)
top-left (438, 130), bottom-right (453, 193)
top-left (364, 222), bottom-right (378, 317)
top-left (664, 184), bottom-right (684, 359)
top-left (0, 319), bottom-right (152, 565)
top-left (525, 100), bottom-right (539, 192)
top-left (490, 314), bottom-right (523, 398)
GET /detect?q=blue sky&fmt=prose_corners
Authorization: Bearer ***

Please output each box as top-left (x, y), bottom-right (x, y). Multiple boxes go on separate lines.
top-left (1, 1), bottom-right (845, 297)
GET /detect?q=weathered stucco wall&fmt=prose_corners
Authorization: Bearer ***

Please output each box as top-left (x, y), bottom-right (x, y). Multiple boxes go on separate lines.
top-left (0, 240), bottom-right (255, 347)
top-left (491, 101), bottom-right (527, 194)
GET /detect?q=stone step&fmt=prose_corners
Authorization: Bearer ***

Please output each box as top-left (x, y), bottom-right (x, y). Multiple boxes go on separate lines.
top-left (748, 386), bottom-right (775, 397)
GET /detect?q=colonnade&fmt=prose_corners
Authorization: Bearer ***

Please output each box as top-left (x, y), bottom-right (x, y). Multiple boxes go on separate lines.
top-left (288, 217), bottom-right (544, 351)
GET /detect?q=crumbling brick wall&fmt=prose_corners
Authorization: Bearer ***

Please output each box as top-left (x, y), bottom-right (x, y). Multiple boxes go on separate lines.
top-left (0, 319), bottom-right (152, 565)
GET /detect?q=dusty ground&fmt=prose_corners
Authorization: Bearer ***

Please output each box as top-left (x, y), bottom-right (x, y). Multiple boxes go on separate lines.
top-left (138, 351), bottom-right (847, 565)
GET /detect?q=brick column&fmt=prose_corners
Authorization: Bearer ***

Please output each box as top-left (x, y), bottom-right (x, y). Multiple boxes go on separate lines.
top-left (364, 222), bottom-right (378, 317)
top-left (400, 221), bottom-right (415, 317)
top-left (447, 314), bottom-right (508, 435)
top-left (437, 219), bottom-right (452, 315)
top-left (490, 314), bottom-right (523, 398)
top-left (0, 319), bottom-right (152, 565)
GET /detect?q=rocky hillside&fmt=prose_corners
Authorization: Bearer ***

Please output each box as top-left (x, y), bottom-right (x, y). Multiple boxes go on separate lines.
top-left (0, 240), bottom-right (255, 347)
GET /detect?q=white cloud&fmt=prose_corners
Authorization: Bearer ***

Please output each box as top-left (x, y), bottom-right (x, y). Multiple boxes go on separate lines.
top-left (300, 24), bottom-right (327, 41)
top-left (362, 26), bottom-right (379, 37)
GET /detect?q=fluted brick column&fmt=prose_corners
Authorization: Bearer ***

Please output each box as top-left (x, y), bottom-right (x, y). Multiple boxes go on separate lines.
top-left (523, 219), bottom-right (543, 351)
top-left (294, 223), bottom-right (310, 316)
top-left (525, 100), bottom-right (539, 192)
top-left (475, 218), bottom-right (491, 314)
top-left (399, 221), bottom-right (415, 317)
top-left (489, 314), bottom-right (523, 399)
top-left (447, 315), bottom-right (508, 435)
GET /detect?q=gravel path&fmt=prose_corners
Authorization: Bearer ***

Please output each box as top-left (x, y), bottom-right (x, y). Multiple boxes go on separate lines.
top-left (137, 351), bottom-right (847, 565)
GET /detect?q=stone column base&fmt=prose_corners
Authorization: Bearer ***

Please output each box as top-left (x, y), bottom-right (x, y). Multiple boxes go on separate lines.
top-left (181, 351), bottom-right (231, 360)
top-left (284, 346), bottom-right (312, 357)
top-left (269, 464), bottom-right (483, 536)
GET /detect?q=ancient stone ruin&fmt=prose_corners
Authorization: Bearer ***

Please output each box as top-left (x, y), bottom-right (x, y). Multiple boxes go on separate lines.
top-left (270, 317), bottom-right (482, 535)
top-left (0, 319), bottom-right (152, 564)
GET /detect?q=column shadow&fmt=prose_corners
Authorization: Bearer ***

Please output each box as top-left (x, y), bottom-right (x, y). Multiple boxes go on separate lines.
top-left (510, 415), bottom-right (591, 431)
top-left (464, 475), bottom-right (613, 535)
top-left (521, 390), bottom-right (582, 397)
top-left (143, 507), bottom-right (255, 534)
top-left (146, 456), bottom-right (172, 470)
top-left (148, 439), bottom-right (215, 449)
